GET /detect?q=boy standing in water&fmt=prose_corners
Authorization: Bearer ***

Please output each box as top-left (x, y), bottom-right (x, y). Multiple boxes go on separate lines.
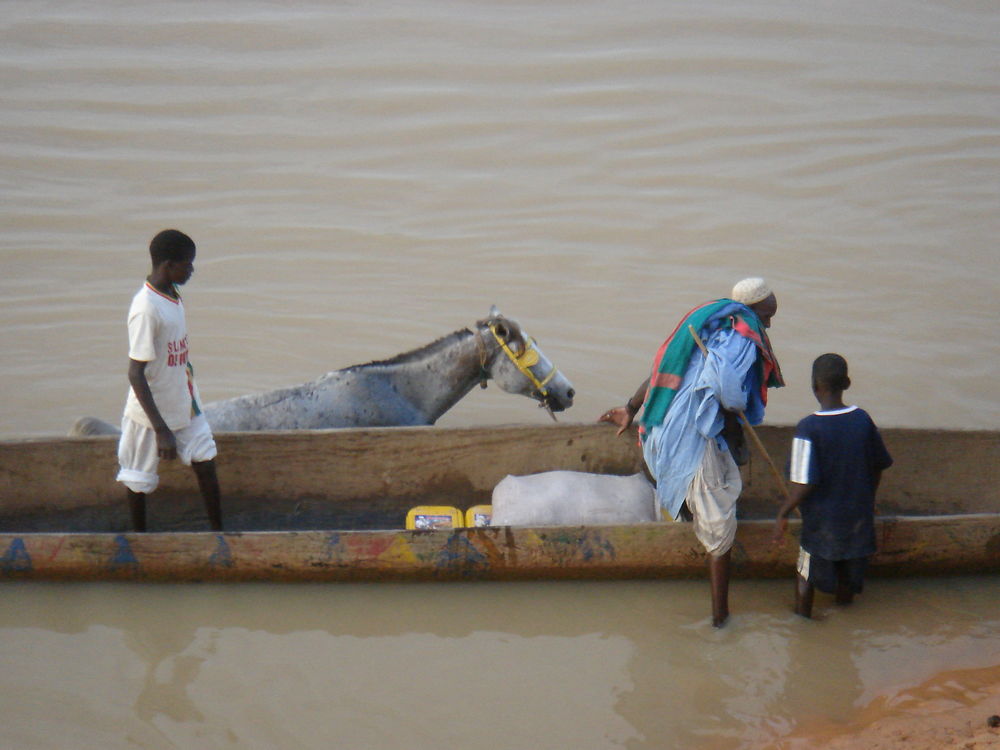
top-left (773, 354), bottom-right (892, 617)
top-left (116, 229), bottom-right (222, 532)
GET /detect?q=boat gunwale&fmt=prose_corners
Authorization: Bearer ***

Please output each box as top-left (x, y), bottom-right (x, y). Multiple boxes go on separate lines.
top-left (2, 512), bottom-right (997, 583)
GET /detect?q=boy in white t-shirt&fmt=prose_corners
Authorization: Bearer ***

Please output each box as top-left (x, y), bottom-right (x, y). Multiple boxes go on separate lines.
top-left (116, 229), bottom-right (222, 532)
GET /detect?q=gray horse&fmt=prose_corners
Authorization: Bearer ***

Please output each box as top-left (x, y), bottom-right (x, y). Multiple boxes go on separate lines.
top-left (72, 307), bottom-right (574, 434)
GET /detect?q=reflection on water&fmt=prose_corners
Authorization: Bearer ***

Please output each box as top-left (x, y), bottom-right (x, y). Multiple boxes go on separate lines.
top-left (1, 577), bottom-right (997, 749)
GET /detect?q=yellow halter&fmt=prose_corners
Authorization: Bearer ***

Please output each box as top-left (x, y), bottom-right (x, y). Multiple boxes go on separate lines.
top-left (488, 324), bottom-right (558, 398)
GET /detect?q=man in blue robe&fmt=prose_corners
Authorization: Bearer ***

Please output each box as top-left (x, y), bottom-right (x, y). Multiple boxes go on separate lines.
top-left (600, 277), bottom-right (782, 626)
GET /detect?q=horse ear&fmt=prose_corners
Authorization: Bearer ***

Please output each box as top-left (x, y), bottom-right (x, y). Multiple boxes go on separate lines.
top-left (489, 304), bottom-right (501, 319)
top-left (491, 319), bottom-right (524, 355)
top-left (505, 319), bottom-right (526, 355)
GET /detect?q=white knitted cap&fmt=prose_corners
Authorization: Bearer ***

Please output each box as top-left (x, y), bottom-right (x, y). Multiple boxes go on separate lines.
top-left (731, 277), bottom-right (772, 306)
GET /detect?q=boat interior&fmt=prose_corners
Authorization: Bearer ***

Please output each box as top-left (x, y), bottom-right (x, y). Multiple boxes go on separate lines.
top-left (1, 425), bottom-right (995, 534)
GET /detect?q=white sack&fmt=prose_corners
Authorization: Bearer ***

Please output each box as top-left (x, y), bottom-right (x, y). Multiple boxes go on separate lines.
top-left (491, 471), bottom-right (658, 526)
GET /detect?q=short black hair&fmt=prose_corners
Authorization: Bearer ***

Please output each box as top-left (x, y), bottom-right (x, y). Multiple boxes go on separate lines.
top-left (149, 229), bottom-right (195, 266)
top-left (812, 353), bottom-right (850, 391)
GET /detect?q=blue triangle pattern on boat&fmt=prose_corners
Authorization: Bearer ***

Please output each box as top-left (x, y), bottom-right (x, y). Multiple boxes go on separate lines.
top-left (1, 538), bottom-right (32, 573)
top-left (110, 535), bottom-right (138, 567)
top-left (436, 532), bottom-right (489, 574)
top-left (209, 534), bottom-right (233, 567)
top-left (322, 532), bottom-right (342, 561)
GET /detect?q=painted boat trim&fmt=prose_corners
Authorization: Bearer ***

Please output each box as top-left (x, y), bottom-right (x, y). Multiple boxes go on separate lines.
top-left (2, 514), bottom-right (998, 583)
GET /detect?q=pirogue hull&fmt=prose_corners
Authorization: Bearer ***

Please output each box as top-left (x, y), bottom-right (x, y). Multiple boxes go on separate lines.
top-left (1, 424), bottom-right (997, 582)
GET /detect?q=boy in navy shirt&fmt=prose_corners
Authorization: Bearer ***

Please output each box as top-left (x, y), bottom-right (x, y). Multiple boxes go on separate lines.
top-left (773, 354), bottom-right (893, 618)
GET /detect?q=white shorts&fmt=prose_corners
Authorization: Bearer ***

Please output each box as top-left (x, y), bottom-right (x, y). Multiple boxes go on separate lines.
top-left (116, 415), bottom-right (217, 494)
top-left (686, 437), bottom-right (742, 557)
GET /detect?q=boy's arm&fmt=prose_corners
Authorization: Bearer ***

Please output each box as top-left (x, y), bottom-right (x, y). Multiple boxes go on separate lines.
top-left (772, 482), bottom-right (812, 543)
top-left (127, 358), bottom-right (177, 460)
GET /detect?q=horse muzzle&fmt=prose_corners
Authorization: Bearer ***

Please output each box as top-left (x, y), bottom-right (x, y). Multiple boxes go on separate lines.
top-left (540, 384), bottom-right (574, 413)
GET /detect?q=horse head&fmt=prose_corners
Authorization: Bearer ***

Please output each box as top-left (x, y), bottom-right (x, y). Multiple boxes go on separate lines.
top-left (477, 306), bottom-right (575, 417)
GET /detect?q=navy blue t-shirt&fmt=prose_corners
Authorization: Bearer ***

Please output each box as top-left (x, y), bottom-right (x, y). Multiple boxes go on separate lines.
top-left (788, 406), bottom-right (893, 560)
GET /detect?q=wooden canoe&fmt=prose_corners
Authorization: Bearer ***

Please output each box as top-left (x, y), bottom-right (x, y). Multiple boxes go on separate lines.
top-left (1, 424), bottom-right (997, 582)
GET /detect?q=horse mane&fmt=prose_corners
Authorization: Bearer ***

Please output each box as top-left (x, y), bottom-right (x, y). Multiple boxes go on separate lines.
top-left (344, 328), bottom-right (474, 371)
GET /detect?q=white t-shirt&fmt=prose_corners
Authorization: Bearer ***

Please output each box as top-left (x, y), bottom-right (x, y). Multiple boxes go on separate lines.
top-left (123, 282), bottom-right (204, 430)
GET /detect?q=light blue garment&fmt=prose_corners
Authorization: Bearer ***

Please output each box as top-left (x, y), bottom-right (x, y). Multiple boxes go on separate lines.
top-left (641, 327), bottom-right (765, 520)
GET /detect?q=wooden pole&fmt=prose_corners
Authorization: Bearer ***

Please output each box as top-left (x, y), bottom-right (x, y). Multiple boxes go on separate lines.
top-left (687, 324), bottom-right (792, 502)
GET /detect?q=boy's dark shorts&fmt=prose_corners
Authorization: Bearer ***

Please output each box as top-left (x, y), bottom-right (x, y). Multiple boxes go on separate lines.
top-left (797, 548), bottom-right (868, 594)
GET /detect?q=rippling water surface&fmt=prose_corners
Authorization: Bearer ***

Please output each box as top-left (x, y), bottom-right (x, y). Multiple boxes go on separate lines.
top-left (2, 0), bottom-right (998, 436)
top-left (1, 2), bottom-right (998, 747)
top-left (2, 578), bottom-right (999, 749)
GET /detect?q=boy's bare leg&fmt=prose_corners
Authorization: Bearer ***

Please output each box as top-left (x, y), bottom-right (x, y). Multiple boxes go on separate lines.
top-left (192, 459), bottom-right (223, 531)
top-left (834, 567), bottom-right (854, 605)
top-left (127, 489), bottom-right (147, 532)
top-left (709, 550), bottom-right (731, 627)
top-left (795, 574), bottom-right (814, 618)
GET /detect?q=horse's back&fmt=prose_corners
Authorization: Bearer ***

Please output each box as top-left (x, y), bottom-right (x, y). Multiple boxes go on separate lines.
top-left (203, 371), bottom-right (430, 430)
top-left (69, 416), bottom-right (121, 436)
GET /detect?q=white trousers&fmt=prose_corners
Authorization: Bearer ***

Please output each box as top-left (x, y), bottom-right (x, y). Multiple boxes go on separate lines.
top-left (116, 415), bottom-right (217, 494)
top-left (686, 437), bottom-right (741, 557)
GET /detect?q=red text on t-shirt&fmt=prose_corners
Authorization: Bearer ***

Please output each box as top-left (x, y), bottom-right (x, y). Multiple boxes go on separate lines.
top-left (167, 336), bottom-right (189, 367)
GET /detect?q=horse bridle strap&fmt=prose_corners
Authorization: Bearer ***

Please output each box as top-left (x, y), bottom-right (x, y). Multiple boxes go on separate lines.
top-left (487, 324), bottom-right (558, 398)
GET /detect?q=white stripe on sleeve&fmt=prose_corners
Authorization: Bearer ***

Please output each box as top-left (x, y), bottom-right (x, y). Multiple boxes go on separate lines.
top-left (790, 437), bottom-right (812, 484)
top-left (797, 547), bottom-right (811, 579)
